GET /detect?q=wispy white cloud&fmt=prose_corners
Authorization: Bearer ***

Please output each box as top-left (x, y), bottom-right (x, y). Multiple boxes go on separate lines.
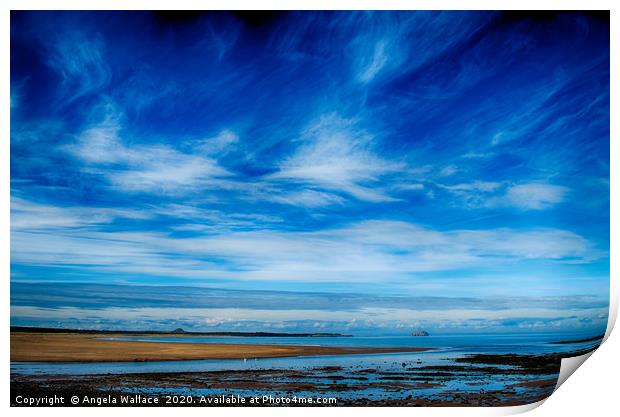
top-left (491, 183), bottom-right (569, 210)
top-left (195, 129), bottom-right (239, 156)
top-left (438, 164), bottom-right (458, 177)
top-left (271, 113), bottom-right (402, 202)
top-left (439, 181), bottom-right (569, 211)
top-left (10, 196), bottom-right (149, 231)
top-left (440, 181), bottom-right (501, 193)
top-left (268, 189), bottom-right (345, 208)
top-left (67, 111), bottom-right (233, 193)
top-left (351, 12), bottom-right (495, 85)
top-left (11, 198), bottom-right (601, 283)
top-left (461, 151), bottom-right (493, 159)
top-left (48, 32), bottom-right (111, 102)
top-left (154, 203), bottom-right (283, 230)
top-left (358, 40), bottom-right (389, 83)
top-left (394, 183), bottom-right (425, 191)
top-left (437, 180), bottom-right (502, 208)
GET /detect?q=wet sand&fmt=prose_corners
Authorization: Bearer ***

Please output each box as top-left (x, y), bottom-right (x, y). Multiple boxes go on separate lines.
top-left (11, 332), bottom-right (430, 363)
top-left (11, 333), bottom-right (599, 407)
top-left (10, 353), bottom-right (562, 407)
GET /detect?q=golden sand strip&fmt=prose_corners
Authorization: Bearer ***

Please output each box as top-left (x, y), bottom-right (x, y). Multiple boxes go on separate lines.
top-left (11, 332), bottom-right (430, 363)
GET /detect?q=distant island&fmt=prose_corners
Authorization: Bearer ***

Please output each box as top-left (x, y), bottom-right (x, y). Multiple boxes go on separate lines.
top-left (10, 326), bottom-right (351, 338)
top-left (411, 330), bottom-right (429, 336)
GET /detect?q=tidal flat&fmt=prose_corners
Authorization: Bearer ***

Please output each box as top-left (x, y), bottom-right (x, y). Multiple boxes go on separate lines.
top-left (10, 330), bottom-right (602, 407)
top-left (11, 352), bottom-right (578, 406)
top-left (10, 332), bottom-right (429, 362)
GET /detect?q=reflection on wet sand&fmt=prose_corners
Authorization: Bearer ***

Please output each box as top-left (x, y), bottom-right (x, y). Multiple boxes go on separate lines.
top-left (12, 350), bottom-right (596, 406)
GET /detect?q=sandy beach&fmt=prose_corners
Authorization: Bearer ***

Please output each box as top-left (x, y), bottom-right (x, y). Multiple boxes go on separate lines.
top-left (10, 332), bottom-right (430, 363)
top-left (11, 331), bottom-right (599, 407)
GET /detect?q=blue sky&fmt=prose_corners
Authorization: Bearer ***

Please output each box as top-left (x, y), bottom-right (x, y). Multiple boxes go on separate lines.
top-left (10, 11), bottom-right (609, 334)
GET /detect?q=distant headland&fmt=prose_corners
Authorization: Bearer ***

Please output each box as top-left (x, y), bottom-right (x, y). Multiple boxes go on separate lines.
top-left (10, 326), bottom-right (352, 338)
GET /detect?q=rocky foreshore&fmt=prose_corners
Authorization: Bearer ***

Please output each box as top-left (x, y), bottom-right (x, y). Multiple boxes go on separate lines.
top-left (11, 351), bottom-right (570, 407)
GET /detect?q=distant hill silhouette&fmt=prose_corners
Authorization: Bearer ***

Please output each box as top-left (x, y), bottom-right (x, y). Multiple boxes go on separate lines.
top-left (10, 326), bottom-right (351, 338)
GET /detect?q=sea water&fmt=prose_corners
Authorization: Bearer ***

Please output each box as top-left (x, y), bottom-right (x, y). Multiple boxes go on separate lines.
top-left (10, 331), bottom-right (601, 376)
